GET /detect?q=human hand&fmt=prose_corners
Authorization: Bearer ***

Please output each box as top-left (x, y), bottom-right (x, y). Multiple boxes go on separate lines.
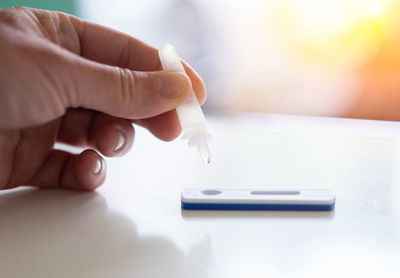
top-left (0, 7), bottom-right (206, 190)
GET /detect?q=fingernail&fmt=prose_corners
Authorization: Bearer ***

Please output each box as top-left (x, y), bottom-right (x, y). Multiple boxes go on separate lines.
top-left (154, 72), bottom-right (190, 98)
top-left (113, 128), bottom-right (124, 152)
top-left (93, 157), bottom-right (102, 175)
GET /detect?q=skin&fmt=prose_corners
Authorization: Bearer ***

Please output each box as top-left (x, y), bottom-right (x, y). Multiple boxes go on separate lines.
top-left (0, 7), bottom-right (206, 191)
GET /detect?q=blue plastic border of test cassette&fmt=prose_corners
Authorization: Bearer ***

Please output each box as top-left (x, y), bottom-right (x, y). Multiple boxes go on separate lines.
top-left (181, 202), bottom-right (335, 211)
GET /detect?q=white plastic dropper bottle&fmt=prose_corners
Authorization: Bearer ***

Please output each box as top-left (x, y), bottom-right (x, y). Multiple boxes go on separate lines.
top-left (158, 44), bottom-right (212, 164)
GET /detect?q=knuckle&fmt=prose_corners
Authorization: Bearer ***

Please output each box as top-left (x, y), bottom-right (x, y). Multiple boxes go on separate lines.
top-left (116, 67), bottom-right (138, 113)
top-left (0, 7), bottom-right (25, 27)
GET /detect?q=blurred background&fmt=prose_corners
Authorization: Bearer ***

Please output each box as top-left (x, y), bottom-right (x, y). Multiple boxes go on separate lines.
top-left (2, 0), bottom-right (400, 120)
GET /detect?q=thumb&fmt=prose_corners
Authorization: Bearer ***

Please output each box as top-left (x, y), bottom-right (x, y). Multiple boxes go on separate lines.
top-left (68, 58), bottom-right (192, 119)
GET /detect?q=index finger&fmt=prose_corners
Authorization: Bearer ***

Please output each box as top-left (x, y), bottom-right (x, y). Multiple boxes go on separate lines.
top-left (68, 15), bottom-right (206, 104)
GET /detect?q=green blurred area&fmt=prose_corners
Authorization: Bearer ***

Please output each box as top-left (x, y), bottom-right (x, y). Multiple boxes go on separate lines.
top-left (0, 0), bottom-right (76, 15)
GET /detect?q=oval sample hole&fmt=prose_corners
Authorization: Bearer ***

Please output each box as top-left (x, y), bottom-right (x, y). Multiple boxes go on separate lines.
top-left (250, 190), bottom-right (300, 195)
top-left (201, 190), bottom-right (223, 195)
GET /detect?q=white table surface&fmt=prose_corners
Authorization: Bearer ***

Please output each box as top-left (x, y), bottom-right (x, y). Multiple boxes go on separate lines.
top-left (1, 113), bottom-right (400, 278)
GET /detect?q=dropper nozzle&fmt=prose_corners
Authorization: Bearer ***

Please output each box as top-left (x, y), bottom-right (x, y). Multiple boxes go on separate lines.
top-left (196, 140), bottom-right (211, 165)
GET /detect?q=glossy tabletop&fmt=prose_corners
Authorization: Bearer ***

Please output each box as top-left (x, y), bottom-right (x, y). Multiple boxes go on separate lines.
top-left (1, 114), bottom-right (400, 277)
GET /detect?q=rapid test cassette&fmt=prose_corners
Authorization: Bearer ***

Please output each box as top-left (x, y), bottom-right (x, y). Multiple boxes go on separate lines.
top-left (181, 188), bottom-right (336, 211)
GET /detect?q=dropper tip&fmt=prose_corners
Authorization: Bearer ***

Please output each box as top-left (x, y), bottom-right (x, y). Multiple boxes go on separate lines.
top-left (201, 155), bottom-right (211, 165)
top-left (197, 141), bottom-right (211, 165)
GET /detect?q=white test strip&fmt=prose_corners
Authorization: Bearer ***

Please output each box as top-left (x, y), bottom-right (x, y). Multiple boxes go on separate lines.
top-left (181, 188), bottom-right (336, 211)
